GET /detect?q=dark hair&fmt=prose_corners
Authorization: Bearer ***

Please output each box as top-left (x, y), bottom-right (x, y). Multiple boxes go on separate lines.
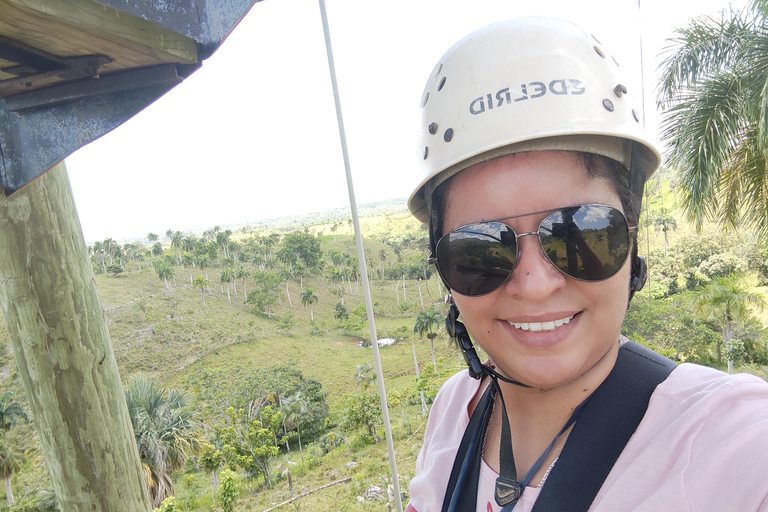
top-left (427, 152), bottom-right (640, 275)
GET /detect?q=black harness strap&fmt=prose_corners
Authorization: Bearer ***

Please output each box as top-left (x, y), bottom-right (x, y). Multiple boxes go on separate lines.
top-left (441, 341), bottom-right (676, 512)
top-left (441, 382), bottom-right (495, 512)
top-left (532, 341), bottom-right (676, 511)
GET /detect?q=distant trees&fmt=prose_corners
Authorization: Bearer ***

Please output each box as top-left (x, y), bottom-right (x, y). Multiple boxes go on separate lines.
top-left (692, 274), bottom-right (767, 373)
top-left (277, 232), bottom-right (322, 270)
top-left (247, 271), bottom-right (282, 317)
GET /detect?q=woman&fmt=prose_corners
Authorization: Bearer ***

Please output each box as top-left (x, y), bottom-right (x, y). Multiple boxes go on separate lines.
top-left (406, 17), bottom-right (768, 512)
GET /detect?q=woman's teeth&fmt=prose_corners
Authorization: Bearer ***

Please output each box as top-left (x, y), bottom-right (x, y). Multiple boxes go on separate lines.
top-left (508, 315), bottom-right (573, 332)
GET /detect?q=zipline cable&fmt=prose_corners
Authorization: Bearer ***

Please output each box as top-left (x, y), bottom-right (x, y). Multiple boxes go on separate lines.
top-left (317, 1), bottom-right (404, 510)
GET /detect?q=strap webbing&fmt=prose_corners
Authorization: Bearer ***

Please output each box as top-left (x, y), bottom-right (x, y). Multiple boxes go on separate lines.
top-left (441, 341), bottom-right (676, 512)
top-left (441, 382), bottom-right (495, 512)
top-left (531, 341), bottom-right (676, 511)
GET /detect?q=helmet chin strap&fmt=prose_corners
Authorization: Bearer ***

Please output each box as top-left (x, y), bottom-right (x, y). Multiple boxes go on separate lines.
top-left (445, 300), bottom-right (532, 388)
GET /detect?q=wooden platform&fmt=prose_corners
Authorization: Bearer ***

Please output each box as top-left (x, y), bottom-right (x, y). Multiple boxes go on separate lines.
top-left (0, 0), bottom-right (198, 98)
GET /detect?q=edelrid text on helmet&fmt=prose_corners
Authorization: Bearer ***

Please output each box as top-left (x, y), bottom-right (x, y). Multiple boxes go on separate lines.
top-left (469, 78), bottom-right (586, 116)
top-left (407, 16), bottom-right (661, 224)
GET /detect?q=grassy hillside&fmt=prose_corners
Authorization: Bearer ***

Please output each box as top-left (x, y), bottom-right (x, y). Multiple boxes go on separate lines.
top-left (2, 188), bottom-right (768, 510)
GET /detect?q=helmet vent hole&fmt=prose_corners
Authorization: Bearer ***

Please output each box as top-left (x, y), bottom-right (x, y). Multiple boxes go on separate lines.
top-left (594, 46), bottom-right (605, 59)
top-left (421, 91), bottom-right (430, 108)
top-left (428, 123), bottom-right (438, 135)
top-left (434, 63), bottom-right (443, 78)
top-left (438, 77), bottom-right (447, 91)
top-left (603, 99), bottom-right (614, 112)
top-left (444, 128), bottom-right (454, 142)
top-left (632, 109), bottom-right (640, 122)
top-left (423, 147), bottom-right (429, 159)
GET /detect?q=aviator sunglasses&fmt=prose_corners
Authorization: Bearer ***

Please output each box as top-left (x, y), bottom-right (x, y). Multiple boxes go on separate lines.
top-left (429, 204), bottom-right (636, 297)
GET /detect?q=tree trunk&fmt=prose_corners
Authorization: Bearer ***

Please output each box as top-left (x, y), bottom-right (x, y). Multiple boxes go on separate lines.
top-left (297, 424), bottom-right (304, 463)
top-left (0, 163), bottom-right (151, 511)
top-left (4, 475), bottom-right (13, 506)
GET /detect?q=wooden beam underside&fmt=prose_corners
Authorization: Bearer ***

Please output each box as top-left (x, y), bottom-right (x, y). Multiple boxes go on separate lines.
top-left (0, 0), bottom-right (198, 84)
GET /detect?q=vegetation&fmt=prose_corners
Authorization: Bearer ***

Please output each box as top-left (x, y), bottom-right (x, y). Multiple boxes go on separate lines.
top-left (658, 0), bottom-right (768, 238)
top-left (2, 173), bottom-right (768, 511)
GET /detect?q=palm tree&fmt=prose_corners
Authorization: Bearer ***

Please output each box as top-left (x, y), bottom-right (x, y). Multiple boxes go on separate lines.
top-left (156, 261), bottom-right (174, 290)
top-left (182, 236), bottom-right (198, 257)
top-left (692, 274), bottom-right (767, 373)
top-left (193, 275), bottom-right (208, 307)
top-left (220, 268), bottom-right (234, 304)
top-left (125, 374), bottom-right (201, 508)
top-left (0, 432), bottom-right (20, 506)
top-left (147, 233), bottom-right (159, 244)
top-left (0, 391), bottom-right (28, 432)
top-left (281, 392), bottom-right (309, 462)
top-left (196, 254), bottom-right (211, 284)
top-left (379, 249), bottom-right (387, 278)
top-left (353, 362), bottom-right (376, 394)
top-left (171, 231), bottom-right (183, 265)
top-left (151, 242), bottom-right (164, 265)
top-left (279, 268), bottom-right (294, 308)
top-left (236, 267), bottom-right (250, 298)
top-left (414, 307), bottom-right (444, 369)
top-left (0, 392), bottom-right (27, 507)
top-left (658, 2), bottom-right (768, 238)
top-left (653, 212), bottom-right (678, 256)
top-left (301, 288), bottom-right (318, 321)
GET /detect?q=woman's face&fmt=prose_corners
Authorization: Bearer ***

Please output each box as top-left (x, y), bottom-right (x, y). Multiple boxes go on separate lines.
top-left (444, 151), bottom-right (631, 390)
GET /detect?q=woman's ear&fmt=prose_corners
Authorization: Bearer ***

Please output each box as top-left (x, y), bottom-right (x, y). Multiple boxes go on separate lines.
top-left (628, 256), bottom-right (647, 305)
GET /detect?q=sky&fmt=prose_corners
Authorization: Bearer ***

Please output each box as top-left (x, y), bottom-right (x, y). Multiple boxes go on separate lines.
top-left (64, 0), bottom-right (750, 243)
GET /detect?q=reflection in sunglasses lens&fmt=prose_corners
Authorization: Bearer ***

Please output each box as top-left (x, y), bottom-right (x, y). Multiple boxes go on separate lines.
top-left (437, 223), bottom-right (516, 296)
top-left (435, 205), bottom-right (630, 296)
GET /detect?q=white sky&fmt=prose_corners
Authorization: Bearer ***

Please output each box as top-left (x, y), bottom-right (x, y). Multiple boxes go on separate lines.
top-left (64, 0), bottom-right (749, 243)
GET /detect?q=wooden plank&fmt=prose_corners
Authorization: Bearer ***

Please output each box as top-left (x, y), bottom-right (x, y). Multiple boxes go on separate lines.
top-left (3, 63), bottom-right (181, 108)
top-left (0, 0), bottom-right (197, 70)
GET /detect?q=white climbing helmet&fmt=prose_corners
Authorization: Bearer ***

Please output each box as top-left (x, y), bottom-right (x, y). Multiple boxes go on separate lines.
top-left (408, 17), bottom-right (661, 224)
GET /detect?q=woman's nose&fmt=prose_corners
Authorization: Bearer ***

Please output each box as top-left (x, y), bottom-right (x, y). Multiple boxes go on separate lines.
top-left (503, 233), bottom-right (567, 298)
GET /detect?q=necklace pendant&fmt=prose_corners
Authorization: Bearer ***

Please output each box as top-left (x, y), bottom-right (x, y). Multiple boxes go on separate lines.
top-left (495, 476), bottom-right (522, 507)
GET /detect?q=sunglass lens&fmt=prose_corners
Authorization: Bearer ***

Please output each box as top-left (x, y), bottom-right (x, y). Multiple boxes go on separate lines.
top-left (538, 205), bottom-right (629, 280)
top-left (436, 222), bottom-right (516, 296)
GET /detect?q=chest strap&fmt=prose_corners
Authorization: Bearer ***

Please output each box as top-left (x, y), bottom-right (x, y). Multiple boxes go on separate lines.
top-left (442, 341), bottom-right (677, 512)
top-left (532, 341), bottom-right (676, 511)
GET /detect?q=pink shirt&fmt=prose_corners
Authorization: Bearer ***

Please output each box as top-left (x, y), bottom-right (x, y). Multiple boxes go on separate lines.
top-left (407, 362), bottom-right (768, 512)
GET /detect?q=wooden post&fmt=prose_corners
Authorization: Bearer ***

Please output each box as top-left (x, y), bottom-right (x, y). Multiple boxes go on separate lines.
top-left (0, 162), bottom-right (151, 511)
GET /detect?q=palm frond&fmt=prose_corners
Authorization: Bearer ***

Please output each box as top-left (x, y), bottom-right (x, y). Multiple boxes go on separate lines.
top-left (662, 71), bottom-right (752, 229)
top-left (657, 11), bottom-right (752, 108)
